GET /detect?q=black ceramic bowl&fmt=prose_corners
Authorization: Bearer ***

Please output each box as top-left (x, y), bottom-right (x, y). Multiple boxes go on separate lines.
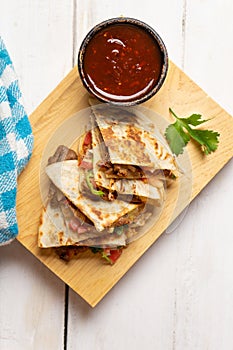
top-left (78, 17), bottom-right (168, 106)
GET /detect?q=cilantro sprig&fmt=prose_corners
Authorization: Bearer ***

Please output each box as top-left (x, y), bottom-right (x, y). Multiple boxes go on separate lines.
top-left (165, 108), bottom-right (220, 156)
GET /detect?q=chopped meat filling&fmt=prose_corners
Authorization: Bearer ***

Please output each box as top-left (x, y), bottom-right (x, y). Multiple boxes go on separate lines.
top-left (48, 145), bottom-right (77, 165)
top-left (55, 246), bottom-right (88, 262)
top-left (100, 162), bottom-right (145, 179)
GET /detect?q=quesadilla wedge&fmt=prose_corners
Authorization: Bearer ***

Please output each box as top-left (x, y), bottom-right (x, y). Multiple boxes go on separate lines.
top-left (91, 105), bottom-right (179, 179)
top-left (76, 113), bottom-right (166, 204)
top-left (39, 145), bottom-right (155, 256)
top-left (39, 199), bottom-right (127, 248)
top-left (88, 113), bottom-right (166, 204)
top-left (45, 159), bottom-right (141, 232)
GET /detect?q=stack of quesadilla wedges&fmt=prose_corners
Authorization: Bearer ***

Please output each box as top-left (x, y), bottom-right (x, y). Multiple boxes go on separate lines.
top-left (38, 106), bottom-right (179, 261)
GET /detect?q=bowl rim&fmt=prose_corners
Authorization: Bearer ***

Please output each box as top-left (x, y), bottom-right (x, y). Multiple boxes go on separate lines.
top-left (78, 17), bottom-right (169, 106)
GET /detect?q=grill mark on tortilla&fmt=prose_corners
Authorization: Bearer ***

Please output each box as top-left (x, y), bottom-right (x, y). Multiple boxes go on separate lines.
top-left (94, 109), bottom-right (177, 173)
top-left (90, 207), bottom-right (103, 220)
top-left (105, 138), bottom-right (151, 165)
top-left (41, 146), bottom-right (137, 246)
top-left (126, 124), bottom-right (143, 143)
top-left (101, 126), bottom-right (115, 140)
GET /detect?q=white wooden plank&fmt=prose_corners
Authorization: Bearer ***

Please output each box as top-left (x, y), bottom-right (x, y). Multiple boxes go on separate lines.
top-left (0, 241), bottom-right (65, 350)
top-left (0, 0), bottom-right (74, 114)
top-left (0, 1), bottom-right (74, 349)
top-left (172, 161), bottom-right (233, 350)
top-left (68, 1), bottom-right (185, 349)
top-left (74, 0), bottom-right (184, 67)
top-left (67, 233), bottom-right (179, 350)
top-left (184, 0), bottom-right (233, 114)
top-left (170, 1), bottom-right (233, 349)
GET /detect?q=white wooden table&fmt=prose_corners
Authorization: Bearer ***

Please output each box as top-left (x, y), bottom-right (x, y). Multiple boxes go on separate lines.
top-left (1, 1), bottom-right (233, 349)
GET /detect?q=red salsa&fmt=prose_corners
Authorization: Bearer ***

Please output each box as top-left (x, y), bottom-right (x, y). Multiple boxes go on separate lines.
top-left (83, 23), bottom-right (163, 102)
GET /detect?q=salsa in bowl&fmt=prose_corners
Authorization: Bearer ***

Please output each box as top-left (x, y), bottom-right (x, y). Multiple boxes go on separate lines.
top-left (78, 17), bottom-right (168, 106)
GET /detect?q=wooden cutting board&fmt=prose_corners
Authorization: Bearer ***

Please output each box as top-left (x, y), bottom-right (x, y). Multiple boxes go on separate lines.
top-left (17, 61), bottom-right (233, 307)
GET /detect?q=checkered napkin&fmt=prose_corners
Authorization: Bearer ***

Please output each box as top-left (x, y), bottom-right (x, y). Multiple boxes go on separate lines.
top-left (0, 37), bottom-right (33, 245)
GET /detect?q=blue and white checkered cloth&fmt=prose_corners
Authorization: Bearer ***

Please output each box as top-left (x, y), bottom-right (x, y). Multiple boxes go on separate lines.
top-left (0, 37), bottom-right (33, 245)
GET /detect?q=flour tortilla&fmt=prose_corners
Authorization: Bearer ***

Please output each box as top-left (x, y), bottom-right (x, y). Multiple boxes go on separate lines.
top-left (38, 187), bottom-right (127, 248)
top-left (91, 105), bottom-right (178, 175)
top-left (45, 160), bottom-right (139, 232)
top-left (90, 114), bottom-right (165, 203)
top-left (38, 203), bottom-right (127, 248)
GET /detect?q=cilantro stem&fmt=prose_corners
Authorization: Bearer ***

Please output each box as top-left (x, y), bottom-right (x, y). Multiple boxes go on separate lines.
top-left (170, 108), bottom-right (207, 144)
top-left (169, 108), bottom-right (179, 119)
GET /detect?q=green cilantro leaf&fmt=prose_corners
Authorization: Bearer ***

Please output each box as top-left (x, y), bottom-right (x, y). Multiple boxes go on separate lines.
top-left (186, 128), bottom-right (220, 155)
top-left (181, 113), bottom-right (208, 126)
top-left (165, 122), bottom-right (190, 156)
top-left (165, 108), bottom-right (220, 156)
